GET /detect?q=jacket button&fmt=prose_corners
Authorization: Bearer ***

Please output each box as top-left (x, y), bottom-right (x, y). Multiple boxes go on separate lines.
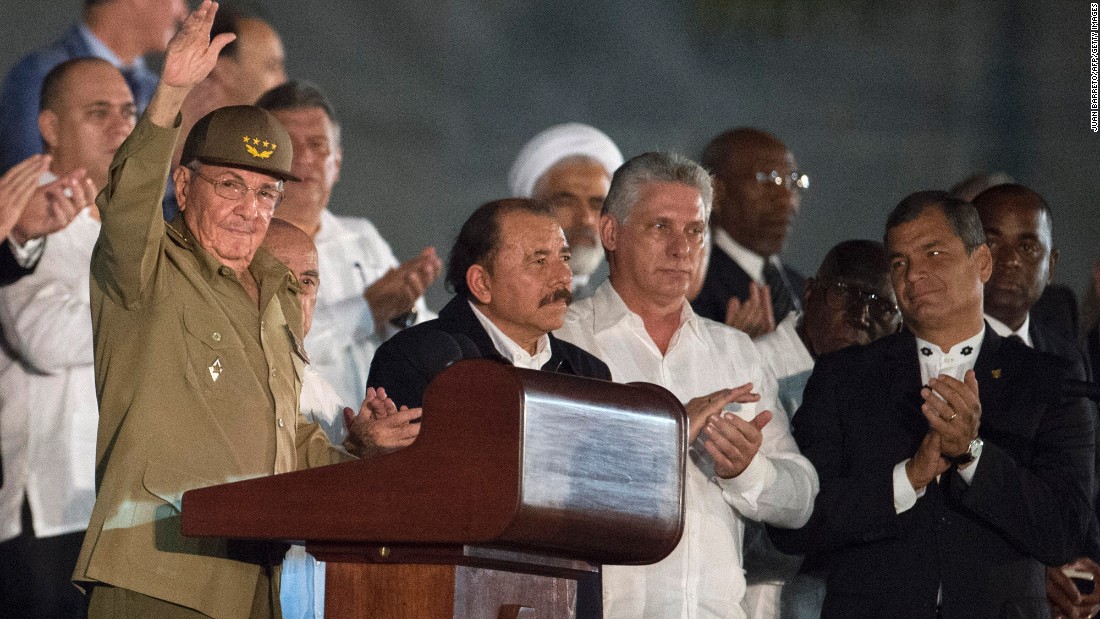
top-left (211, 332), bottom-right (221, 342)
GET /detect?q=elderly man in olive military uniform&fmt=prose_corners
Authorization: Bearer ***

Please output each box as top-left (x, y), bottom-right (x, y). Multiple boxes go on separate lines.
top-left (73, 3), bottom-right (369, 617)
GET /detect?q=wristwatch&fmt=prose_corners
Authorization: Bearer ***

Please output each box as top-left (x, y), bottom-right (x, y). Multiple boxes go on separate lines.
top-left (946, 437), bottom-right (983, 466)
top-left (389, 309), bottom-right (417, 330)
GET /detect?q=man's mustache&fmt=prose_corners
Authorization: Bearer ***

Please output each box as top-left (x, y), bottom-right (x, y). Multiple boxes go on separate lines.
top-left (540, 287), bottom-right (573, 307)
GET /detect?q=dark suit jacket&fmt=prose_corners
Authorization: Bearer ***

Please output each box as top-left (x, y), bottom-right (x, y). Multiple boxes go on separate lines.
top-left (1031, 315), bottom-right (1100, 565)
top-left (0, 239), bottom-right (34, 287)
top-left (1031, 316), bottom-right (1092, 379)
top-left (690, 243), bottom-right (805, 323)
top-left (771, 328), bottom-right (1095, 619)
top-left (1031, 284), bottom-right (1080, 346)
top-left (367, 295), bottom-right (612, 409)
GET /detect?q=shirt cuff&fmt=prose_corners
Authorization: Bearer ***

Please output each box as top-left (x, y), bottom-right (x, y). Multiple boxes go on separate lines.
top-left (7, 234), bottom-right (44, 267)
top-left (892, 459), bottom-right (924, 513)
top-left (956, 451), bottom-right (981, 484)
top-left (716, 451), bottom-right (774, 510)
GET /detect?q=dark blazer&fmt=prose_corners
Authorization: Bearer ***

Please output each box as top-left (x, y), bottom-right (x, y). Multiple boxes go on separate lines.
top-left (1031, 315), bottom-right (1100, 565)
top-left (1031, 284), bottom-right (1080, 346)
top-left (690, 243), bottom-right (805, 323)
top-left (1029, 315), bottom-right (1093, 382)
top-left (367, 295), bottom-right (611, 409)
top-left (0, 240), bottom-right (34, 287)
top-left (771, 328), bottom-right (1095, 619)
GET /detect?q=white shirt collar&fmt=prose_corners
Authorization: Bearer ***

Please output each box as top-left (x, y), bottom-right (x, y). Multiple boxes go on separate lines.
top-left (467, 300), bottom-right (552, 370)
top-left (592, 280), bottom-right (702, 353)
top-left (711, 228), bottom-right (783, 284)
top-left (914, 326), bottom-right (986, 385)
top-left (984, 313), bottom-right (1032, 347)
top-left (77, 23), bottom-right (147, 71)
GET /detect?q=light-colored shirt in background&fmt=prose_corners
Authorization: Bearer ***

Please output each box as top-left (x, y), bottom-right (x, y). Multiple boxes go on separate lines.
top-left (0, 209), bottom-right (99, 542)
top-left (306, 209), bottom-right (433, 405)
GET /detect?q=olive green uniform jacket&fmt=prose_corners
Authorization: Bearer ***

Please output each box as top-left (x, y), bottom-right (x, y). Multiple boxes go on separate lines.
top-left (73, 114), bottom-right (351, 618)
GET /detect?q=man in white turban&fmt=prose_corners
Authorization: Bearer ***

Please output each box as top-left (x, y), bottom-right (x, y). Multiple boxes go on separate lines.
top-left (508, 123), bottom-right (623, 299)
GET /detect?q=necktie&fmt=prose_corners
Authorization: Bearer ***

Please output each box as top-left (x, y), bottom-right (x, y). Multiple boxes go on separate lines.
top-left (763, 261), bottom-right (798, 320)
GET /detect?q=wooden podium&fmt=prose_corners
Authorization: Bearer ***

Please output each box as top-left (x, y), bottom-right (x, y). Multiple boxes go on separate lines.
top-left (182, 360), bottom-right (686, 618)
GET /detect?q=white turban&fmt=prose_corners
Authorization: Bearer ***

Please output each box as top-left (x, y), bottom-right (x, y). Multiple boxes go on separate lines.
top-left (508, 123), bottom-right (624, 197)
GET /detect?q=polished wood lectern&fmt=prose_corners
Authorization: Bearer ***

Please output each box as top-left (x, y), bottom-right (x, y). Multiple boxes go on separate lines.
top-left (182, 360), bottom-right (686, 618)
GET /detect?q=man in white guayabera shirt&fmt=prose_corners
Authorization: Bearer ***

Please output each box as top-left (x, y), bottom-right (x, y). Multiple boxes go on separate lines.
top-left (0, 56), bottom-right (132, 617)
top-left (257, 80), bottom-right (441, 407)
top-left (555, 151), bottom-right (819, 619)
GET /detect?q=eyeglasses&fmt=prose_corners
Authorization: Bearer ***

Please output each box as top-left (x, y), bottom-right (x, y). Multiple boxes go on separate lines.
top-left (755, 170), bottom-right (810, 191)
top-left (820, 280), bottom-right (898, 321)
top-left (189, 168), bottom-right (284, 210)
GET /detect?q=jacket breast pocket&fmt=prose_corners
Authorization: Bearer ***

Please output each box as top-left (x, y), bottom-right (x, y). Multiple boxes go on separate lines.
top-left (182, 308), bottom-right (253, 404)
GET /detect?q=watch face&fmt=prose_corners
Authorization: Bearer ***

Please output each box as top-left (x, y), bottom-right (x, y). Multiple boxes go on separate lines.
top-left (968, 437), bottom-right (983, 458)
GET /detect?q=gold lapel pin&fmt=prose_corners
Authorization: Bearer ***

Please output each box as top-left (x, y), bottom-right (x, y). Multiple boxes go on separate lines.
top-left (991, 369), bottom-right (1002, 379)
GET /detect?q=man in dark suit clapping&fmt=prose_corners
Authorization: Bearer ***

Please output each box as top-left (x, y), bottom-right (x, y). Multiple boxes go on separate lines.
top-left (772, 191), bottom-right (1095, 618)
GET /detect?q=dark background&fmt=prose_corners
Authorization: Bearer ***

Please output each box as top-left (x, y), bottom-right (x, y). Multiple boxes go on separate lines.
top-left (4, 0), bottom-right (1097, 311)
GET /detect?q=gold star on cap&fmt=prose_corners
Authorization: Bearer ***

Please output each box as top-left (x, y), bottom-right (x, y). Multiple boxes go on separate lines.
top-left (252, 137), bottom-right (261, 145)
top-left (242, 135), bottom-right (250, 143)
top-left (262, 141), bottom-right (270, 148)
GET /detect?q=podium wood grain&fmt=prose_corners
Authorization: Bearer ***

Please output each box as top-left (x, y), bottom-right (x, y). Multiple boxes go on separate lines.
top-left (325, 562), bottom-right (574, 619)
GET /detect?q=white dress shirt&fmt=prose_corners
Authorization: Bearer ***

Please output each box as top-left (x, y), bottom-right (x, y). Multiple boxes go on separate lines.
top-left (305, 209), bottom-right (434, 405)
top-left (751, 312), bottom-right (815, 422)
top-left (712, 228), bottom-right (785, 287)
top-left (742, 313), bottom-right (817, 618)
top-left (0, 209), bottom-right (99, 541)
top-left (556, 282), bottom-right (819, 619)
top-left (985, 313), bottom-right (1031, 346)
top-left (281, 365), bottom-right (346, 619)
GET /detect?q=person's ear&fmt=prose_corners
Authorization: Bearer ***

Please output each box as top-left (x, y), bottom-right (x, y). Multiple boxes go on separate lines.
top-left (37, 110), bottom-right (60, 153)
top-left (466, 263), bottom-right (492, 305)
top-left (1047, 248), bottom-right (1059, 284)
top-left (600, 214), bottom-right (618, 252)
top-left (332, 144), bottom-right (343, 185)
top-left (975, 243), bottom-right (993, 284)
top-left (173, 166), bottom-right (191, 213)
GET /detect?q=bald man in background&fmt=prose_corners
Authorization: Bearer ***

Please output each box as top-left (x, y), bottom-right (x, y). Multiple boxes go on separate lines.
top-left (0, 56), bottom-right (130, 619)
top-left (692, 128), bottom-right (809, 337)
top-left (509, 123), bottom-right (624, 299)
top-left (261, 219), bottom-right (343, 619)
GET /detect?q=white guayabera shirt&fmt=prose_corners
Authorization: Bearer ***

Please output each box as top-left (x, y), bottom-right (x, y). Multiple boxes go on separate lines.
top-left (556, 281), bottom-right (819, 619)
